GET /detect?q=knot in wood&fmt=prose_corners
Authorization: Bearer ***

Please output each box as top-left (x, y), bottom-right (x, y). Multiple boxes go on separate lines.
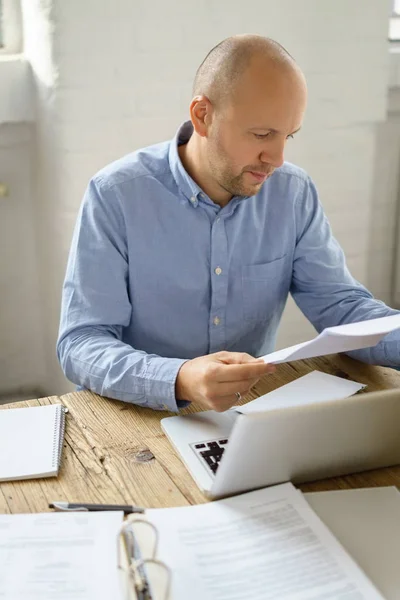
top-left (133, 448), bottom-right (155, 463)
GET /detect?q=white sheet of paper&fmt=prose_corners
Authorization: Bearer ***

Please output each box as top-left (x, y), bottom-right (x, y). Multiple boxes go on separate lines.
top-left (146, 482), bottom-right (384, 600)
top-left (237, 370), bottom-right (366, 414)
top-left (261, 314), bottom-right (400, 364)
top-left (0, 511), bottom-right (123, 600)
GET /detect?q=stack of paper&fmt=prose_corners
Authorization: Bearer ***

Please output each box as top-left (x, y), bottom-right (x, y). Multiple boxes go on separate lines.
top-left (1, 481), bottom-right (399, 599)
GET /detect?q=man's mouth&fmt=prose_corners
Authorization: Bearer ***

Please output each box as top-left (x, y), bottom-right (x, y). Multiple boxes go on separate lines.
top-left (247, 171), bottom-right (270, 182)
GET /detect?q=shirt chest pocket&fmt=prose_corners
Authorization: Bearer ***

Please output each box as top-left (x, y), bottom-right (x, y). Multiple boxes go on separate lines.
top-left (241, 256), bottom-right (288, 323)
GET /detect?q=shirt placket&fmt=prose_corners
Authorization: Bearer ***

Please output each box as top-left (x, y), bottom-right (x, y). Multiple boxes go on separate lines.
top-left (209, 215), bottom-right (229, 352)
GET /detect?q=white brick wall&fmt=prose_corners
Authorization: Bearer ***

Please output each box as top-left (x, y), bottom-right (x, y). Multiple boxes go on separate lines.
top-left (0, 124), bottom-right (46, 396)
top-left (0, 0), bottom-right (392, 396)
top-left (0, 58), bottom-right (33, 123)
top-left (369, 97), bottom-right (400, 306)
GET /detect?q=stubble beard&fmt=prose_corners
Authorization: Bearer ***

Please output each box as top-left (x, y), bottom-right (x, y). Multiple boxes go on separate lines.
top-left (208, 156), bottom-right (254, 198)
top-left (216, 166), bottom-right (268, 198)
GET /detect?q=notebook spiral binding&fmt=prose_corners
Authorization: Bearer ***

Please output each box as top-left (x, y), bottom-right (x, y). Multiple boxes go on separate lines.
top-left (51, 405), bottom-right (68, 471)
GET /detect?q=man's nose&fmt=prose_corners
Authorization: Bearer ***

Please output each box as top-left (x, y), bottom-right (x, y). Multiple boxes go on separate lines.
top-left (260, 140), bottom-right (285, 168)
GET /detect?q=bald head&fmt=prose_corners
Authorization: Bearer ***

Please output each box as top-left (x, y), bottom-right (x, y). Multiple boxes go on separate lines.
top-left (181, 34), bottom-right (307, 206)
top-left (193, 35), bottom-right (301, 108)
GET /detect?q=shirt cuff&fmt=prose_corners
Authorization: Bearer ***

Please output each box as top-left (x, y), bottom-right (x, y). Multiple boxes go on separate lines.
top-left (176, 399), bottom-right (191, 408)
top-left (144, 357), bottom-right (189, 412)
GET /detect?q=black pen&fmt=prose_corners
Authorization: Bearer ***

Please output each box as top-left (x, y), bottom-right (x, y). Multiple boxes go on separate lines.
top-left (49, 502), bottom-right (145, 514)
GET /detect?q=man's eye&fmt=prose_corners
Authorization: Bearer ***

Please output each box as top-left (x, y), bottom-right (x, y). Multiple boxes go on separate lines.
top-left (254, 133), bottom-right (271, 140)
top-left (253, 132), bottom-right (295, 140)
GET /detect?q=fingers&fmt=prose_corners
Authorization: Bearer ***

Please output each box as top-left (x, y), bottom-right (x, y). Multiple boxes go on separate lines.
top-left (213, 361), bottom-right (275, 382)
top-left (210, 388), bottom-right (258, 412)
top-left (215, 351), bottom-right (260, 365)
top-left (183, 351), bottom-right (276, 412)
top-left (202, 375), bottom-right (262, 412)
top-left (212, 398), bottom-right (240, 412)
top-left (207, 377), bottom-right (260, 398)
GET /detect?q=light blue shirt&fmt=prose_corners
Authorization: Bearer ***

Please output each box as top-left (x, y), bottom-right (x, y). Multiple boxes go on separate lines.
top-left (57, 121), bottom-right (400, 411)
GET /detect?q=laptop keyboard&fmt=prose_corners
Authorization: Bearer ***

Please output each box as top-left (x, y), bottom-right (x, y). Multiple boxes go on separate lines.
top-left (190, 438), bottom-right (229, 475)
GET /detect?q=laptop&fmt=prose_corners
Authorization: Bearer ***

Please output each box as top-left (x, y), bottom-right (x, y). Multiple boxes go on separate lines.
top-left (161, 374), bottom-right (400, 499)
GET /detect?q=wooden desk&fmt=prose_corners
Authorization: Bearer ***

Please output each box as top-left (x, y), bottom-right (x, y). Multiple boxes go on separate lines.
top-left (1, 354), bottom-right (400, 514)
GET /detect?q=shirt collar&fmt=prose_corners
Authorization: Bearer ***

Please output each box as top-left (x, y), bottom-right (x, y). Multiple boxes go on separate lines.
top-left (168, 120), bottom-right (251, 213)
top-left (168, 121), bottom-right (203, 206)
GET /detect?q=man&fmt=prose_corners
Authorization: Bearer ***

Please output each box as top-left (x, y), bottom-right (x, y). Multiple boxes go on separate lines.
top-left (57, 35), bottom-right (400, 413)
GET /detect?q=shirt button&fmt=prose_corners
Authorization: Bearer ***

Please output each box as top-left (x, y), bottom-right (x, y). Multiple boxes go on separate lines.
top-left (214, 267), bottom-right (222, 275)
top-left (213, 316), bottom-right (220, 326)
top-left (190, 196), bottom-right (196, 204)
top-left (216, 217), bottom-right (221, 223)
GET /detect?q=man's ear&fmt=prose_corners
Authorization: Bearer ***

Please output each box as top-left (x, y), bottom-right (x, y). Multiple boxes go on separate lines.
top-left (189, 96), bottom-right (213, 138)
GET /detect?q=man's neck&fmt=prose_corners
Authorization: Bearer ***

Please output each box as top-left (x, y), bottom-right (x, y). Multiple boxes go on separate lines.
top-left (178, 138), bottom-right (232, 208)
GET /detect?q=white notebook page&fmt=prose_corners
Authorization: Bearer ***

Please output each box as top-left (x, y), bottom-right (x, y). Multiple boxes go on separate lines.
top-left (0, 511), bottom-right (123, 599)
top-left (0, 404), bottom-right (65, 481)
top-left (145, 482), bottom-right (384, 600)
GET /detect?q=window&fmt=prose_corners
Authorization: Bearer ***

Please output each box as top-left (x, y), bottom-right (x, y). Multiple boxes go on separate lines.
top-left (0, 1), bottom-right (3, 48)
top-left (390, 0), bottom-right (400, 42)
top-left (0, 0), bottom-right (22, 54)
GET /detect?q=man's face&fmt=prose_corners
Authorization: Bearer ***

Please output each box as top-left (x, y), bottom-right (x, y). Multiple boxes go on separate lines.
top-left (205, 62), bottom-right (307, 198)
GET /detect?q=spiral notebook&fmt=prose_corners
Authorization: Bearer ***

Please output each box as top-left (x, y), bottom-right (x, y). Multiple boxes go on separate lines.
top-left (0, 403), bottom-right (67, 481)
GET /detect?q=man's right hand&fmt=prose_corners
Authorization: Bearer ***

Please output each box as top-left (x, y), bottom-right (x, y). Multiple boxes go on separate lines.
top-left (175, 351), bottom-right (276, 412)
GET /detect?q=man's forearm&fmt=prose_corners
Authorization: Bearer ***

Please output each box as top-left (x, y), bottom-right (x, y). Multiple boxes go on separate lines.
top-left (57, 328), bottom-right (188, 411)
top-left (346, 327), bottom-right (400, 366)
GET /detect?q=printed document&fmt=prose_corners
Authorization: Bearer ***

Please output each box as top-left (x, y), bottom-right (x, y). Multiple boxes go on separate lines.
top-left (146, 482), bottom-right (384, 600)
top-left (0, 511), bottom-right (123, 599)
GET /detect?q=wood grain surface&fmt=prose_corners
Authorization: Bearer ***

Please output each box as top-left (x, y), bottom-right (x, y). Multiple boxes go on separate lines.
top-left (1, 354), bottom-right (400, 513)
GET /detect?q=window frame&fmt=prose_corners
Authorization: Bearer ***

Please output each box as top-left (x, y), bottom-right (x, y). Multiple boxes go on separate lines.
top-left (0, 0), bottom-right (22, 55)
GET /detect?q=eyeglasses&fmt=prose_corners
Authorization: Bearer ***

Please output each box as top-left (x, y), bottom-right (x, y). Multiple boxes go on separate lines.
top-left (117, 518), bottom-right (171, 600)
